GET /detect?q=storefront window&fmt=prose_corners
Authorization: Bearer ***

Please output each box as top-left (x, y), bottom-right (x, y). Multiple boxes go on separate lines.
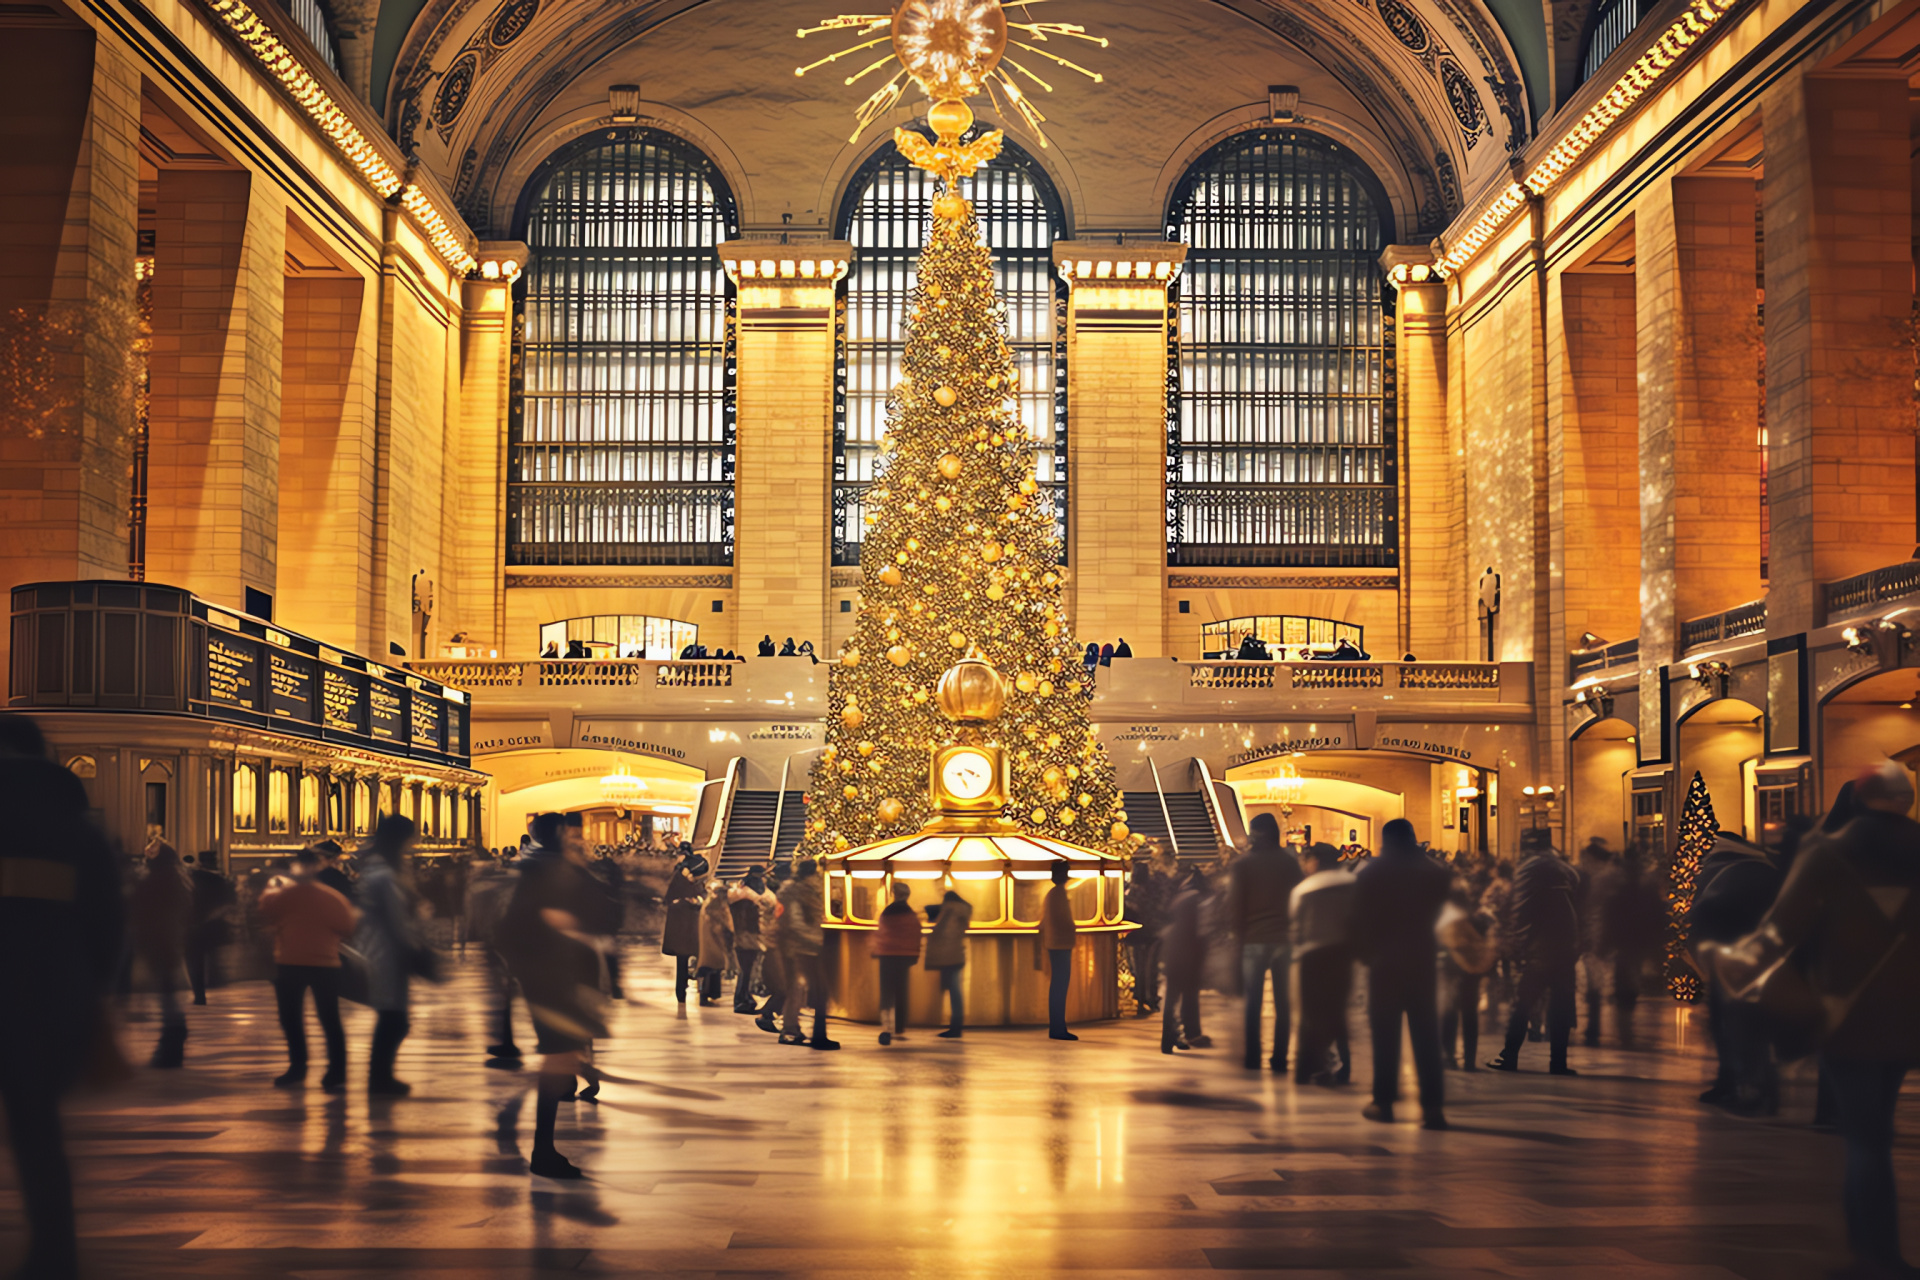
top-left (327, 778), bottom-right (344, 834)
top-left (298, 773), bottom-right (321, 836)
top-left (233, 763), bottom-right (258, 832)
top-left (539, 614), bottom-right (698, 659)
top-left (1200, 615), bottom-right (1364, 659)
top-left (353, 778), bottom-right (372, 836)
top-left (267, 769), bottom-right (291, 835)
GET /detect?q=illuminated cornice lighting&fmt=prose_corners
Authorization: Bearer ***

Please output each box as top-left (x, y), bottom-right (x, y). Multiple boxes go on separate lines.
top-left (1435, 0), bottom-right (1743, 279)
top-left (1051, 244), bottom-right (1186, 289)
top-left (1386, 262), bottom-right (1435, 285)
top-left (723, 257), bottom-right (852, 284)
top-left (203, 0), bottom-right (478, 275)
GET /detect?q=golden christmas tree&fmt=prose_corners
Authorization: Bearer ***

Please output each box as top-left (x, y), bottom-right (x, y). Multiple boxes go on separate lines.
top-left (799, 98), bottom-right (1130, 861)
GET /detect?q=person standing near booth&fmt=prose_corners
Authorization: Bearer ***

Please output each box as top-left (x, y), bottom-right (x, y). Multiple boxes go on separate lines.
top-left (1042, 862), bottom-right (1077, 1041)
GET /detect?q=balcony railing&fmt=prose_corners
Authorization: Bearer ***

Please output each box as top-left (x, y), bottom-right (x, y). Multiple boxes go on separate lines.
top-left (1680, 599), bottom-right (1767, 653)
top-left (409, 659), bottom-right (737, 691)
top-left (1569, 637), bottom-right (1638, 683)
top-left (1824, 560), bottom-right (1920, 624)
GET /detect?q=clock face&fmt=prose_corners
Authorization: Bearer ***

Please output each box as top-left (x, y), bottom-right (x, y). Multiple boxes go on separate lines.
top-left (940, 749), bottom-right (996, 801)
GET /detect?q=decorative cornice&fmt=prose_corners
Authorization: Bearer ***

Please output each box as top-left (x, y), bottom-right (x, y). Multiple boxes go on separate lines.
top-left (506, 573), bottom-right (734, 589)
top-left (1168, 573), bottom-right (1401, 590)
top-left (1436, 0), bottom-right (1744, 278)
top-left (1053, 242), bottom-right (1186, 288)
top-left (718, 240), bottom-right (853, 285)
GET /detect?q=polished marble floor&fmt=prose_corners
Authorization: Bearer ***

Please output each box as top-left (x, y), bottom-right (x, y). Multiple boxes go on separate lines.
top-left (3, 948), bottom-right (1913, 1278)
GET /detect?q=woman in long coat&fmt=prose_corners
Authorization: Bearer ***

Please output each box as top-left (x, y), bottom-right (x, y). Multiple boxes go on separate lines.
top-left (355, 814), bottom-right (421, 1094)
top-left (131, 840), bottom-right (194, 1067)
top-left (661, 847), bottom-right (707, 1003)
top-left (695, 884), bottom-right (734, 1006)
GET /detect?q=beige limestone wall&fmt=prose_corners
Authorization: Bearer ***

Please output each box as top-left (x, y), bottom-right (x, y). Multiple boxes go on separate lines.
top-left (1399, 279), bottom-right (1464, 660)
top-left (373, 254), bottom-right (456, 656)
top-left (732, 279), bottom-right (834, 650)
top-left (1555, 270), bottom-right (1640, 652)
top-left (451, 278), bottom-right (512, 653)
top-left (0, 26), bottom-right (139, 655)
top-left (1762, 72), bottom-right (1917, 634)
top-left (145, 168), bottom-right (286, 612)
top-left (1066, 279), bottom-right (1170, 657)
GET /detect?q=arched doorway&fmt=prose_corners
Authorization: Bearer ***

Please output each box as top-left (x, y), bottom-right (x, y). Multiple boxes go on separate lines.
top-left (1820, 667), bottom-right (1920, 820)
top-left (1676, 698), bottom-right (1764, 841)
top-left (481, 749), bottom-right (707, 849)
top-left (1223, 751), bottom-right (1491, 856)
top-left (1569, 716), bottom-right (1636, 854)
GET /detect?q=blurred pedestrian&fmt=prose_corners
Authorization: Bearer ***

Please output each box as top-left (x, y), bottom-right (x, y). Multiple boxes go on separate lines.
top-left (1690, 828), bottom-right (1781, 1113)
top-left (696, 879), bottom-right (734, 1007)
top-left (1231, 812), bottom-right (1304, 1072)
top-left (924, 887), bottom-right (972, 1038)
top-left (466, 846), bottom-right (524, 1068)
top-left (662, 844), bottom-right (705, 1003)
top-left (1576, 839), bottom-right (1615, 1046)
top-left (1487, 830), bottom-right (1585, 1075)
top-left (1439, 869), bottom-right (1491, 1071)
top-left (1124, 844), bottom-right (1172, 1017)
top-left (182, 851), bottom-right (234, 1005)
top-left (355, 814), bottom-right (422, 1096)
top-left (1593, 846), bottom-right (1665, 1050)
top-left (1349, 818), bottom-right (1450, 1129)
top-left (874, 882), bottom-right (922, 1044)
top-left (1042, 861), bottom-right (1077, 1040)
top-left (777, 860), bottom-right (836, 1049)
top-left (729, 867), bottom-right (774, 1013)
top-left (130, 839), bottom-right (193, 1068)
top-left (1480, 859), bottom-right (1517, 1028)
top-left (314, 839), bottom-right (355, 903)
top-left (1290, 842), bottom-right (1355, 1084)
top-left (0, 713), bottom-right (123, 1280)
top-left (256, 847), bottom-right (356, 1090)
top-left (494, 812), bottom-right (611, 1178)
top-left (1160, 866), bottom-right (1209, 1052)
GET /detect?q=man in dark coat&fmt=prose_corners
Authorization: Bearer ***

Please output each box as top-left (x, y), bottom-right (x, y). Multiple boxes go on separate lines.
top-left (1688, 829), bottom-right (1781, 1112)
top-left (1230, 812), bottom-right (1304, 1072)
top-left (661, 844), bottom-right (707, 1003)
top-left (1487, 830), bottom-right (1586, 1074)
top-left (494, 813), bottom-right (610, 1179)
top-left (0, 714), bottom-right (123, 1279)
top-left (1349, 818), bottom-right (1451, 1128)
top-left (183, 851), bottom-right (235, 1005)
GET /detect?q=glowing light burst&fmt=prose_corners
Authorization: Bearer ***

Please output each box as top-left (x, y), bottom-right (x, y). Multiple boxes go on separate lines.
top-left (796, 1), bottom-right (1108, 146)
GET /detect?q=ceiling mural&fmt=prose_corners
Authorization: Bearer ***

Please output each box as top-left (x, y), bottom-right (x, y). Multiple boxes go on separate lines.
top-left (381, 0), bottom-right (1533, 242)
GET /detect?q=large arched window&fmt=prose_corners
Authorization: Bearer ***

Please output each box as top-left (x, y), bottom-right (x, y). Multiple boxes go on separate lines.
top-left (834, 136), bottom-right (1066, 565)
top-left (510, 129), bottom-right (738, 566)
top-left (1166, 131), bottom-right (1395, 568)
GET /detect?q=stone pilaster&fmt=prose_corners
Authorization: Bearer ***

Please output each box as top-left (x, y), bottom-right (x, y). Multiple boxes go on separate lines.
top-left (1054, 243), bottom-right (1186, 659)
top-left (1763, 72), bottom-right (1916, 634)
top-left (146, 168), bottom-right (286, 611)
top-left (446, 242), bottom-right (525, 655)
top-left (1556, 267), bottom-right (1639, 652)
top-left (1387, 253), bottom-right (1462, 660)
top-left (720, 243), bottom-right (848, 653)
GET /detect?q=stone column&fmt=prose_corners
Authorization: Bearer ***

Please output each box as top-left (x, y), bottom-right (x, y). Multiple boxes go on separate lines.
top-left (1555, 265), bottom-right (1640, 652)
top-left (1763, 72), bottom-right (1916, 634)
top-left (719, 244), bottom-right (849, 654)
top-left (1636, 174), bottom-right (1764, 663)
top-left (0, 23), bottom-right (140, 633)
top-left (1384, 252), bottom-right (1462, 660)
top-left (1054, 243), bottom-right (1186, 659)
top-left (146, 168), bottom-right (286, 612)
top-left (446, 243), bottom-right (525, 655)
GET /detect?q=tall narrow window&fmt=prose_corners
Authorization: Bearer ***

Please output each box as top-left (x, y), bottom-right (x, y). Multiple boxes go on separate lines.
top-left (1167, 131), bottom-right (1396, 568)
top-left (835, 137), bottom-right (1066, 565)
top-left (511, 130), bottom-right (738, 566)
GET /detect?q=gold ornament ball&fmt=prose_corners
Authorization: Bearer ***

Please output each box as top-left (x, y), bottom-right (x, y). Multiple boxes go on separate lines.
top-left (1111, 822), bottom-right (1131, 841)
top-left (887, 644), bottom-right (914, 668)
top-left (1030, 807), bottom-right (1048, 825)
top-left (841, 705), bottom-right (865, 729)
top-left (938, 453), bottom-right (963, 480)
top-left (933, 193), bottom-right (970, 221)
top-left (834, 835), bottom-right (850, 852)
top-left (985, 583), bottom-right (1005, 601)
top-left (926, 97), bottom-right (976, 142)
top-left (1038, 680), bottom-right (1054, 698)
top-left (1043, 766), bottom-right (1064, 786)
top-left (936, 655), bottom-right (1009, 722)
top-left (843, 649), bottom-right (861, 667)
top-left (934, 385), bottom-right (958, 407)
top-left (842, 784), bottom-right (859, 801)
top-left (1014, 671), bottom-right (1039, 693)
top-left (1020, 477), bottom-right (1038, 495)
top-left (980, 540), bottom-right (1003, 562)
top-left (877, 565), bottom-right (903, 587)
top-left (948, 630), bottom-right (967, 648)
top-left (1078, 792), bottom-right (1093, 808)
top-left (1057, 808), bottom-right (1076, 825)
top-left (877, 797), bottom-right (904, 824)
top-left (857, 740), bottom-right (875, 757)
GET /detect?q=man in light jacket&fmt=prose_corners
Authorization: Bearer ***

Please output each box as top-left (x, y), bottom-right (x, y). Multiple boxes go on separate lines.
top-left (1290, 842), bottom-right (1356, 1085)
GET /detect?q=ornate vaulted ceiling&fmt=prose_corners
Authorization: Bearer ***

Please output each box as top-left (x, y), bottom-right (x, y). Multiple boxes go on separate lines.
top-left (375, 0), bottom-right (1544, 242)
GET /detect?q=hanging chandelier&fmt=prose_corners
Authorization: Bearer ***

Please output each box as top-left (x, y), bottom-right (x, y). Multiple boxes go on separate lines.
top-left (1264, 763), bottom-right (1305, 815)
top-left (599, 766), bottom-right (648, 803)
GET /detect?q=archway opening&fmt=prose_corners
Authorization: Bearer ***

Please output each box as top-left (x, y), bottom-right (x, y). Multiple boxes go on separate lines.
top-left (1569, 716), bottom-right (1636, 855)
top-left (1823, 668), bottom-right (1920, 819)
top-left (1676, 698), bottom-right (1763, 841)
top-left (482, 749), bottom-right (706, 850)
top-left (1224, 750), bottom-right (1491, 856)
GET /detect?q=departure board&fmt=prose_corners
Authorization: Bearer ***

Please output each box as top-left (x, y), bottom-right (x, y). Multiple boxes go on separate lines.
top-left (368, 680), bottom-right (405, 744)
top-left (321, 666), bottom-right (367, 734)
top-left (207, 634), bottom-right (259, 711)
top-left (410, 694), bottom-right (443, 752)
top-left (267, 650), bottom-right (316, 721)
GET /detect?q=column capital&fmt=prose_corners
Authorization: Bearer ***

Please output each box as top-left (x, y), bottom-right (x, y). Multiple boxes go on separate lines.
top-left (718, 240), bottom-right (854, 286)
top-left (472, 240), bottom-right (529, 282)
top-left (1379, 243), bottom-right (1439, 285)
top-left (1052, 241), bottom-right (1186, 289)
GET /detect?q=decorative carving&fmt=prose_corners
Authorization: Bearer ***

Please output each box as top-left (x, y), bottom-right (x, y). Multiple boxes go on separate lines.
top-left (505, 573), bottom-right (734, 589)
top-left (1376, 0), bottom-right (1430, 54)
top-left (487, 0), bottom-right (539, 48)
top-left (1167, 574), bottom-right (1400, 589)
top-left (1440, 59), bottom-right (1485, 135)
top-left (434, 54), bottom-right (477, 126)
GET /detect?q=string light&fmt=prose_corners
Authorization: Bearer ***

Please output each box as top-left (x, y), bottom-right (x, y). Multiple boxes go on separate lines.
top-left (204, 0), bottom-right (478, 274)
top-left (1436, 0), bottom-right (1745, 279)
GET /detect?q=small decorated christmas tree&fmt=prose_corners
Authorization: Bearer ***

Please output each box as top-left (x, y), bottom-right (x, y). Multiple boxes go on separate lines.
top-left (799, 104), bottom-right (1129, 861)
top-left (1665, 770), bottom-right (1715, 1002)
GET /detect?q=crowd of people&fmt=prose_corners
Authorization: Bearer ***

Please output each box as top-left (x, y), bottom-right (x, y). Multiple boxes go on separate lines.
top-left (2, 697), bottom-right (1916, 1279)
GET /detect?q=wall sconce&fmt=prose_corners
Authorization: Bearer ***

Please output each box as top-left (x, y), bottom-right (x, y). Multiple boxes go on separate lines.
top-left (608, 83), bottom-right (641, 123)
top-left (1687, 659), bottom-right (1730, 700)
top-left (1843, 626), bottom-right (1874, 655)
top-left (1573, 684), bottom-right (1615, 721)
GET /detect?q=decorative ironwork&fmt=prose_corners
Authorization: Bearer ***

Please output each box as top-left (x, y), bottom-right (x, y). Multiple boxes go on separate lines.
top-left (1166, 131), bottom-right (1397, 569)
top-left (1581, 0), bottom-right (1648, 83)
top-left (1680, 599), bottom-right (1767, 652)
top-left (509, 130), bottom-right (738, 567)
top-left (833, 133), bottom-right (1066, 566)
top-left (1825, 560), bottom-right (1920, 623)
top-left (1569, 637), bottom-right (1639, 682)
top-left (1377, 0), bottom-right (1430, 53)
